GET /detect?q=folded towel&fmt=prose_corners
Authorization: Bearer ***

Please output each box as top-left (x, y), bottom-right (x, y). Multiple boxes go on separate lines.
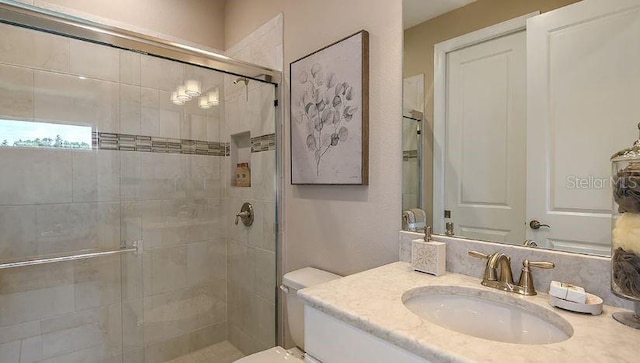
top-left (403, 210), bottom-right (416, 223)
top-left (404, 209), bottom-right (426, 232)
top-left (410, 208), bottom-right (426, 224)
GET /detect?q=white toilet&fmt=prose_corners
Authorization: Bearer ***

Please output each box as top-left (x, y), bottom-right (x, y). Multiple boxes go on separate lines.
top-left (234, 267), bottom-right (341, 363)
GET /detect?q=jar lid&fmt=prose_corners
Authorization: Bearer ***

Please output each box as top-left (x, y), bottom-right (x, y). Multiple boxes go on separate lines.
top-left (611, 123), bottom-right (640, 161)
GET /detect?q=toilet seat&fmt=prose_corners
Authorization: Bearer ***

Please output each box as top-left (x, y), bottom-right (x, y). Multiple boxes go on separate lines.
top-left (233, 346), bottom-right (304, 363)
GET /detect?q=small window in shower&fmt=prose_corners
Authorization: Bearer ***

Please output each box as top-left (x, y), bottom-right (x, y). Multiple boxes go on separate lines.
top-left (0, 119), bottom-right (92, 150)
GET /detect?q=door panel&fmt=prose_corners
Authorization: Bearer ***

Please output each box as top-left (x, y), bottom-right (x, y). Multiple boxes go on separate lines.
top-left (526, 0), bottom-right (640, 255)
top-left (446, 31), bottom-right (526, 243)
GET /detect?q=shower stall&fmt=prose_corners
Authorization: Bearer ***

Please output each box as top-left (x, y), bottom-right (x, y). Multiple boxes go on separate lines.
top-left (0, 3), bottom-right (280, 362)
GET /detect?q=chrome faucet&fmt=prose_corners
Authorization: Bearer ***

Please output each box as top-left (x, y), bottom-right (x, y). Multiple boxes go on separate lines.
top-left (468, 251), bottom-right (554, 296)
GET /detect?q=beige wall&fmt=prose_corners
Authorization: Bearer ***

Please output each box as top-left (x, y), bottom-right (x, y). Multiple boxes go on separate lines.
top-left (403, 0), bottom-right (580, 226)
top-left (226, 0), bottom-right (404, 277)
top-left (16, 0), bottom-right (226, 50)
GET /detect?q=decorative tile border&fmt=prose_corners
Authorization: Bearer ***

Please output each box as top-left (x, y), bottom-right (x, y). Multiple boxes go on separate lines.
top-left (93, 132), bottom-right (276, 156)
top-left (94, 132), bottom-right (227, 156)
top-left (403, 150), bottom-right (418, 161)
top-left (251, 133), bottom-right (276, 153)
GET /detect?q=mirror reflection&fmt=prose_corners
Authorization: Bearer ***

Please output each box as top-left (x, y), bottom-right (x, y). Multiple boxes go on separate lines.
top-left (402, 0), bottom-right (640, 256)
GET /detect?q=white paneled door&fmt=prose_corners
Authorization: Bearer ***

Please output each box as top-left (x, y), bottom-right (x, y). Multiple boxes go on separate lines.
top-left (445, 31), bottom-right (527, 243)
top-left (526, 0), bottom-right (640, 255)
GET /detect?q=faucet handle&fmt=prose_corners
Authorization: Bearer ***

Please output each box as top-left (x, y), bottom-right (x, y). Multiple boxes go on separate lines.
top-left (468, 250), bottom-right (489, 259)
top-left (518, 259), bottom-right (555, 295)
top-left (527, 260), bottom-right (555, 269)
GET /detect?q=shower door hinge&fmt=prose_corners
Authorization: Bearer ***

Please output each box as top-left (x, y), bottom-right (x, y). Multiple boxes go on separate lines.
top-left (274, 99), bottom-right (279, 107)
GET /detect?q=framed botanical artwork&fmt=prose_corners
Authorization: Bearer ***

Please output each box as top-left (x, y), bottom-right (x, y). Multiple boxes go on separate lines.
top-left (290, 30), bottom-right (369, 185)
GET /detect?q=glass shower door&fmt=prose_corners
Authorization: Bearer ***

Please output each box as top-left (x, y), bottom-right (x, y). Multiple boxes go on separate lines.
top-left (0, 11), bottom-right (279, 363)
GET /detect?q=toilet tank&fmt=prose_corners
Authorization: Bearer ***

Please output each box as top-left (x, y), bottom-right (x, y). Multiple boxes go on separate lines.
top-left (282, 267), bottom-right (341, 350)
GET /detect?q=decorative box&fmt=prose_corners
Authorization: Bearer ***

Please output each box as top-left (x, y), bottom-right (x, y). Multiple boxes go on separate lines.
top-left (411, 239), bottom-right (446, 276)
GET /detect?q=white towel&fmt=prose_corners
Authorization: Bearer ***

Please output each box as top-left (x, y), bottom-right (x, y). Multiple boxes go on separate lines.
top-left (410, 208), bottom-right (426, 224)
top-left (404, 209), bottom-right (426, 232)
top-left (402, 210), bottom-right (415, 231)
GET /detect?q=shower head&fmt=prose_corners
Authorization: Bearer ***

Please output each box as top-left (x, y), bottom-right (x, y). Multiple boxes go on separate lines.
top-left (234, 77), bottom-right (249, 86)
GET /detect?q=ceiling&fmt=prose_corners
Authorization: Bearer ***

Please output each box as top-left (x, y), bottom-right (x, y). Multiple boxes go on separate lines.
top-left (403, 0), bottom-right (477, 29)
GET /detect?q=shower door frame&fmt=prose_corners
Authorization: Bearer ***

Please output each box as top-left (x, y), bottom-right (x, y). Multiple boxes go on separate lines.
top-left (0, 0), bottom-right (285, 350)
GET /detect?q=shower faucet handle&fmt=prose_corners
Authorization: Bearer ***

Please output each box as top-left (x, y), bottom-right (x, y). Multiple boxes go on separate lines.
top-left (234, 202), bottom-right (254, 226)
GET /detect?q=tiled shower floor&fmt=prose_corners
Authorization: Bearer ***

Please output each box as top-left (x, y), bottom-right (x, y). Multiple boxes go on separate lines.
top-left (166, 341), bottom-right (245, 363)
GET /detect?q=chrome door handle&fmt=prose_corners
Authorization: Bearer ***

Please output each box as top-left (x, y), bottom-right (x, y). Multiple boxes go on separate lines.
top-left (529, 220), bottom-right (550, 230)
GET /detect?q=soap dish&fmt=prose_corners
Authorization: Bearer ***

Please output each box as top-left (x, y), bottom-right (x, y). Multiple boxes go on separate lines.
top-left (549, 292), bottom-right (603, 315)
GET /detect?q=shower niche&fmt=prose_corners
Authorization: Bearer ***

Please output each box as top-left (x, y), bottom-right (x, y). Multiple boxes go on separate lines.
top-left (231, 131), bottom-right (252, 187)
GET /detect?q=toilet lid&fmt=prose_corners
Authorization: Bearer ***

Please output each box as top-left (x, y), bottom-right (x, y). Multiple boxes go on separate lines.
top-left (234, 346), bottom-right (304, 363)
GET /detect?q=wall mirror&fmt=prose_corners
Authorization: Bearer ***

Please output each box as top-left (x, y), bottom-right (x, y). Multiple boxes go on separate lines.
top-left (403, 0), bottom-right (640, 257)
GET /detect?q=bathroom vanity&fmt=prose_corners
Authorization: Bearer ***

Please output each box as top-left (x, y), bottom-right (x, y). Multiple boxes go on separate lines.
top-left (299, 262), bottom-right (640, 363)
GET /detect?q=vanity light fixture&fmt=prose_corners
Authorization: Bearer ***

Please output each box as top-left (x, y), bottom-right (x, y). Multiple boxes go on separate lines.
top-left (198, 96), bottom-right (212, 109)
top-left (208, 88), bottom-right (220, 106)
top-left (176, 85), bottom-right (190, 101)
top-left (170, 82), bottom-right (219, 109)
top-left (171, 91), bottom-right (185, 105)
top-left (196, 89), bottom-right (220, 109)
top-left (185, 79), bottom-right (201, 97)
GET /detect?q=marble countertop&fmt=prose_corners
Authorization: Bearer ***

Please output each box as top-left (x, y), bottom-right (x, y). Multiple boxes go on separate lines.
top-left (298, 262), bottom-right (640, 363)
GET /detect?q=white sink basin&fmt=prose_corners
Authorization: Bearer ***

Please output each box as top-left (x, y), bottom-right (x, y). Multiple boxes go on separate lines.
top-left (403, 286), bottom-right (573, 345)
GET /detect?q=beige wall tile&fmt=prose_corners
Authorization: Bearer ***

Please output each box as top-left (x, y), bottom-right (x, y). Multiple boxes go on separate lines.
top-left (72, 150), bottom-right (121, 203)
top-left (0, 149), bottom-right (72, 205)
top-left (146, 245), bottom-right (187, 295)
top-left (40, 304), bottom-right (122, 359)
top-left (36, 202), bottom-right (120, 255)
top-left (225, 199), bottom-right (250, 245)
top-left (0, 205), bottom-right (37, 260)
top-left (0, 321), bottom-right (41, 345)
top-left (261, 201), bottom-right (276, 252)
top-left (121, 244), bottom-right (143, 302)
top-left (120, 85), bottom-right (142, 135)
top-left (143, 200), bottom-right (207, 249)
top-left (122, 299), bottom-right (144, 353)
top-left (0, 285), bottom-right (74, 327)
top-left (254, 248), bottom-right (276, 303)
top-left (188, 323), bottom-right (227, 353)
top-left (0, 23), bottom-right (69, 72)
top-left (246, 200), bottom-right (265, 248)
top-left (140, 87), bottom-right (158, 109)
top-left (120, 151), bottom-right (141, 201)
top-left (0, 340), bottom-right (20, 362)
top-left (73, 255), bottom-right (122, 310)
top-left (124, 348), bottom-right (144, 363)
top-left (143, 282), bottom-right (225, 345)
top-left (207, 110), bottom-right (222, 142)
top-left (0, 64), bottom-right (34, 119)
top-left (20, 335), bottom-right (42, 362)
top-left (228, 325), bottom-right (263, 356)
top-left (38, 343), bottom-right (122, 363)
top-left (144, 332), bottom-right (190, 363)
top-left (34, 71), bottom-right (119, 133)
top-left (227, 241), bottom-right (253, 288)
top-left (0, 261), bottom-right (73, 295)
top-left (186, 155), bottom-right (221, 200)
top-left (187, 239), bottom-right (226, 286)
top-left (252, 296), bottom-right (276, 348)
top-left (139, 153), bottom-right (186, 200)
top-left (158, 109), bottom-right (181, 138)
top-left (70, 39), bottom-right (120, 82)
top-left (120, 51), bottom-right (141, 86)
top-left (140, 55), bottom-right (183, 92)
top-left (140, 107), bottom-right (159, 137)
